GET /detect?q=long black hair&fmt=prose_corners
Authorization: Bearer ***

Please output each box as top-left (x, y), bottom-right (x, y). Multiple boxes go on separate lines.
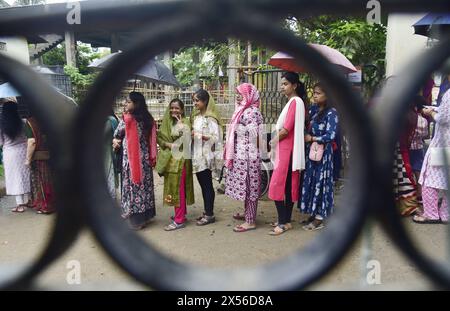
top-left (281, 71), bottom-right (306, 102)
top-left (412, 94), bottom-right (427, 112)
top-left (193, 89), bottom-right (210, 107)
top-left (1, 101), bottom-right (23, 140)
top-left (129, 91), bottom-right (154, 139)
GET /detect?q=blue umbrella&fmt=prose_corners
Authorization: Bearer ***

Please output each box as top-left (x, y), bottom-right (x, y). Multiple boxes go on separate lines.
top-left (0, 82), bottom-right (77, 106)
top-left (0, 82), bottom-right (20, 98)
top-left (413, 13), bottom-right (450, 39)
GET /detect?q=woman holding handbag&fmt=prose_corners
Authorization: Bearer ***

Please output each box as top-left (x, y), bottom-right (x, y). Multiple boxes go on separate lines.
top-left (267, 72), bottom-right (306, 236)
top-left (413, 83), bottom-right (450, 224)
top-left (300, 82), bottom-right (339, 231)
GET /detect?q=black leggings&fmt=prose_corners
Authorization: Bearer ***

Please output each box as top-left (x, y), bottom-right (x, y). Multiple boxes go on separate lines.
top-left (275, 155), bottom-right (293, 225)
top-left (196, 169), bottom-right (215, 216)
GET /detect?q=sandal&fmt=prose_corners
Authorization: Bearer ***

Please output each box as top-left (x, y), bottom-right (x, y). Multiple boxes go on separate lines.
top-left (268, 225), bottom-right (289, 236)
top-left (302, 219), bottom-right (324, 231)
top-left (233, 223), bottom-right (256, 232)
top-left (233, 224), bottom-right (256, 232)
top-left (300, 215), bottom-right (316, 225)
top-left (11, 205), bottom-right (27, 213)
top-left (232, 213), bottom-right (245, 221)
top-left (196, 215), bottom-right (215, 226)
top-left (164, 221), bottom-right (186, 231)
top-left (412, 215), bottom-right (441, 224)
top-left (270, 222), bottom-right (292, 229)
top-left (196, 213), bottom-right (206, 221)
top-left (130, 224), bottom-right (147, 231)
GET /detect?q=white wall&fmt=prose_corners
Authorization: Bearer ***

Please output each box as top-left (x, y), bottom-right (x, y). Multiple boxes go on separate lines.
top-left (0, 37), bottom-right (30, 65)
top-left (385, 14), bottom-right (428, 77)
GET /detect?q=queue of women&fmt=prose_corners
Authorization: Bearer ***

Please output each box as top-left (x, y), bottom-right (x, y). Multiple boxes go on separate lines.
top-left (4, 70), bottom-right (447, 233)
top-left (106, 71), bottom-right (341, 234)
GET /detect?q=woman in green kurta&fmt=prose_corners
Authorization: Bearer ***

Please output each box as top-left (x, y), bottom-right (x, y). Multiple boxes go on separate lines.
top-left (157, 98), bottom-right (195, 231)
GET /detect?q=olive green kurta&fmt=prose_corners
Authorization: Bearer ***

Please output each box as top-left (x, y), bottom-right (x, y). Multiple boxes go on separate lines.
top-left (157, 116), bottom-right (194, 207)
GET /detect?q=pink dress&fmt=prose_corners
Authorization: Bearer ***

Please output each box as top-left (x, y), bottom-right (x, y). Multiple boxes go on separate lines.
top-left (268, 100), bottom-right (300, 202)
top-left (419, 90), bottom-right (450, 190)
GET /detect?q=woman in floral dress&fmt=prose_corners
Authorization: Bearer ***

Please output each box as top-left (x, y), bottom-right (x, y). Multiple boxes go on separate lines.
top-left (224, 83), bottom-right (263, 232)
top-left (300, 83), bottom-right (339, 230)
top-left (413, 85), bottom-right (450, 224)
top-left (113, 92), bottom-right (157, 230)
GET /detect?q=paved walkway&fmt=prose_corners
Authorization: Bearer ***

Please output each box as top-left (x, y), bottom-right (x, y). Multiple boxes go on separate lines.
top-left (0, 174), bottom-right (448, 290)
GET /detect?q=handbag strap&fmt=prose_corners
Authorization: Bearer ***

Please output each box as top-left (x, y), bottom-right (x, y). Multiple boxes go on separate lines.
top-left (312, 107), bottom-right (331, 145)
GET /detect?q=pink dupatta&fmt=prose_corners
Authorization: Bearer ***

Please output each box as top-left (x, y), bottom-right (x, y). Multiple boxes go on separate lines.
top-left (224, 83), bottom-right (260, 168)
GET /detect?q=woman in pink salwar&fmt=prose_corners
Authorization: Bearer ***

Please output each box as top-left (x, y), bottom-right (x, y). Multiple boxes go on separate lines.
top-left (268, 72), bottom-right (306, 235)
top-left (413, 85), bottom-right (450, 224)
top-left (224, 83), bottom-right (263, 232)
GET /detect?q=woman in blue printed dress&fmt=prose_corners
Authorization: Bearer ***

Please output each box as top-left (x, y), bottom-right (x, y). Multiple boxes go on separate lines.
top-left (300, 83), bottom-right (339, 231)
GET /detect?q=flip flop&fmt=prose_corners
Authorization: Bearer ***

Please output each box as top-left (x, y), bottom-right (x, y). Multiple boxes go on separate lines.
top-left (37, 209), bottom-right (54, 215)
top-left (164, 221), bottom-right (186, 231)
top-left (11, 205), bottom-right (26, 213)
top-left (233, 225), bottom-right (256, 232)
top-left (412, 215), bottom-right (441, 224)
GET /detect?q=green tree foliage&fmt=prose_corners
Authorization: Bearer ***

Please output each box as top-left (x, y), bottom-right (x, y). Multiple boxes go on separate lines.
top-left (172, 41), bottom-right (233, 88)
top-left (42, 43), bottom-right (103, 75)
top-left (41, 44), bottom-right (65, 67)
top-left (172, 40), bottom-right (268, 88)
top-left (63, 65), bottom-right (97, 103)
top-left (42, 43), bottom-right (103, 102)
top-left (287, 16), bottom-right (387, 98)
top-left (172, 47), bottom-right (211, 87)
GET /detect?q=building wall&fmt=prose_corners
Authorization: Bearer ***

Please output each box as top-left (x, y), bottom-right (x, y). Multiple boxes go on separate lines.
top-left (385, 14), bottom-right (428, 77)
top-left (0, 36), bottom-right (30, 65)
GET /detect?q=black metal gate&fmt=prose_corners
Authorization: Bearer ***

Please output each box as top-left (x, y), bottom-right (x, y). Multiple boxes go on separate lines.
top-left (0, 0), bottom-right (450, 290)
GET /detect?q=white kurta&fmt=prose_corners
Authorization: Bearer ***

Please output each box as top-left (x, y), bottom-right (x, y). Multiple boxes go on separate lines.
top-left (0, 120), bottom-right (31, 195)
top-left (191, 115), bottom-right (221, 174)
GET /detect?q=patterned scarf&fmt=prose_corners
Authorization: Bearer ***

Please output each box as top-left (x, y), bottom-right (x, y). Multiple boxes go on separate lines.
top-left (224, 83), bottom-right (260, 168)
